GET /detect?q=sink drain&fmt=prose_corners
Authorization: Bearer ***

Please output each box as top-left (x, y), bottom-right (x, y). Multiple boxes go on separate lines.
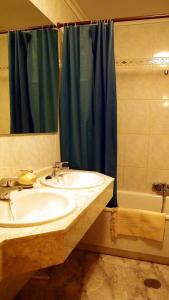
top-left (144, 278), bottom-right (161, 289)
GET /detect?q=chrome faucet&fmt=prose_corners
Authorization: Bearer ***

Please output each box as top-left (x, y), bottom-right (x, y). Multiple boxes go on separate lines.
top-left (52, 162), bottom-right (69, 177)
top-left (0, 178), bottom-right (16, 188)
top-left (0, 178), bottom-right (23, 202)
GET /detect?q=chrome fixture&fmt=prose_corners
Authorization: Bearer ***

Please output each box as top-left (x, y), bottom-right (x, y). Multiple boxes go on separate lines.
top-left (52, 162), bottom-right (69, 177)
top-left (0, 178), bottom-right (16, 188)
top-left (0, 188), bottom-right (11, 201)
top-left (152, 183), bottom-right (169, 195)
top-left (152, 182), bottom-right (169, 212)
top-left (0, 178), bottom-right (23, 201)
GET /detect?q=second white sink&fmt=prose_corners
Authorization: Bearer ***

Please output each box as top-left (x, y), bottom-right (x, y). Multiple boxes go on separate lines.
top-left (41, 171), bottom-right (105, 189)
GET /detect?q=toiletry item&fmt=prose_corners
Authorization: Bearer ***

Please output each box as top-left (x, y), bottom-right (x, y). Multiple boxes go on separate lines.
top-left (45, 175), bottom-right (52, 180)
top-left (17, 170), bottom-right (37, 186)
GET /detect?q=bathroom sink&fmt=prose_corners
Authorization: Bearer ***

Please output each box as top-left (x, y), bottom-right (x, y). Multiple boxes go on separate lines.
top-left (41, 171), bottom-right (105, 189)
top-left (0, 188), bottom-right (76, 227)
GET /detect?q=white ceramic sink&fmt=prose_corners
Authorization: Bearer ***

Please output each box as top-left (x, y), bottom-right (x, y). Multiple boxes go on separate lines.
top-left (0, 188), bottom-right (76, 227)
top-left (41, 171), bottom-right (105, 189)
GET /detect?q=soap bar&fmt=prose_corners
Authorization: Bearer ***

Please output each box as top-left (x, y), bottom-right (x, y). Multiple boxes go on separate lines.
top-left (17, 171), bottom-right (37, 186)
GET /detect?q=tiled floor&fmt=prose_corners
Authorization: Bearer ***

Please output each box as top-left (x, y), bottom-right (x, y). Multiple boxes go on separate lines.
top-left (15, 250), bottom-right (169, 300)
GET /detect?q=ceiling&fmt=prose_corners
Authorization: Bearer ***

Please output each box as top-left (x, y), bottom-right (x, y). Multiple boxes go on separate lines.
top-left (76, 0), bottom-right (169, 20)
top-left (0, 0), bottom-right (52, 31)
top-left (1, 0), bottom-right (169, 32)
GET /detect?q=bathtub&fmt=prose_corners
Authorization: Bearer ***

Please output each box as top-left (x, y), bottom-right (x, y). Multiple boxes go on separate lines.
top-left (79, 190), bottom-right (169, 264)
top-left (118, 190), bottom-right (169, 220)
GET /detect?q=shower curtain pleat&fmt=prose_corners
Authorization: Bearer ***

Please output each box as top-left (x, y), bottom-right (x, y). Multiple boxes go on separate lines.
top-left (60, 22), bottom-right (117, 207)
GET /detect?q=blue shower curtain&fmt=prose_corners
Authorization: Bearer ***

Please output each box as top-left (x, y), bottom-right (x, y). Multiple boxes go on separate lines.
top-left (60, 22), bottom-right (117, 207)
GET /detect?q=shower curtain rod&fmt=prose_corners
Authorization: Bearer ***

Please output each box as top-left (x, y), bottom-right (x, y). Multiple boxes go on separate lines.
top-left (0, 24), bottom-right (55, 34)
top-left (56, 13), bottom-right (169, 28)
top-left (1, 13), bottom-right (169, 34)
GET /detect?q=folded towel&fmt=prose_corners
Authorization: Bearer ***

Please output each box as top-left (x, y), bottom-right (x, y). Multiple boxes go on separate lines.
top-left (111, 208), bottom-right (166, 242)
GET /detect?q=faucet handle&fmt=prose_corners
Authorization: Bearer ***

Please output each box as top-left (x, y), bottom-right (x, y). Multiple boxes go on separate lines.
top-left (53, 162), bottom-right (62, 169)
top-left (0, 178), bottom-right (16, 187)
top-left (53, 161), bottom-right (69, 169)
top-left (61, 162), bottom-right (69, 169)
top-left (52, 161), bottom-right (69, 177)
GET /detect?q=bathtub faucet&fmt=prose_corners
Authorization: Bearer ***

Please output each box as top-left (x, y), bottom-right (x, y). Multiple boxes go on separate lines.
top-left (152, 182), bottom-right (169, 196)
top-left (152, 182), bottom-right (169, 213)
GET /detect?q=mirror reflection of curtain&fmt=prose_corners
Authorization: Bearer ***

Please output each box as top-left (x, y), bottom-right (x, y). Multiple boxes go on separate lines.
top-left (60, 22), bottom-right (117, 207)
top-left (8, 29), bottom-right (59, 133)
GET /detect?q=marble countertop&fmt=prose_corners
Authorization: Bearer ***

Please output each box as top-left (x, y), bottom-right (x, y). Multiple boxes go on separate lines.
top-left (0, 170), bottom-right (114, 279)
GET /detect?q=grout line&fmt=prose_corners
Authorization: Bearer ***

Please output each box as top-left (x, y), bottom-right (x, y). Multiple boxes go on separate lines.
top-left (145, 101), bottom-right (151, 191)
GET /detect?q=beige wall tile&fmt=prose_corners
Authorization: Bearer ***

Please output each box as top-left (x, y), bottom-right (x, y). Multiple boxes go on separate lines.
top-left (117, 101), bottom-right (125, 134)
top-left (114, 23), bottom-right (154, 59)
top-left (118, 100), bottom-right (149, 134)
top-left (117, 134), bottom-right (125, 167)
top-left (150, 67), bottom-right (169, 100)
top-left (124, 134), bottom-right (148, 168)
top-left (116, 66), bottom-right (155, 100)
top-left (117, 66), bottom-right (169, 101)
top-left (116, 20), bottom-right (169, 193)
top-left (0, 134), bottom-right (60, 178)
top-left (149, 100), bottom-right (169, 134)
top-left (123, 167), bottom-right (146, 192)
top-left (148, 135), bottom-right (169, 170)
top-left (152, 21), bottom-right (169, 56)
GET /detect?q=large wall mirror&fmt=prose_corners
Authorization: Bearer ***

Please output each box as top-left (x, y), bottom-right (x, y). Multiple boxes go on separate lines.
top-left (0, 0), bottom-right (58, 135)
